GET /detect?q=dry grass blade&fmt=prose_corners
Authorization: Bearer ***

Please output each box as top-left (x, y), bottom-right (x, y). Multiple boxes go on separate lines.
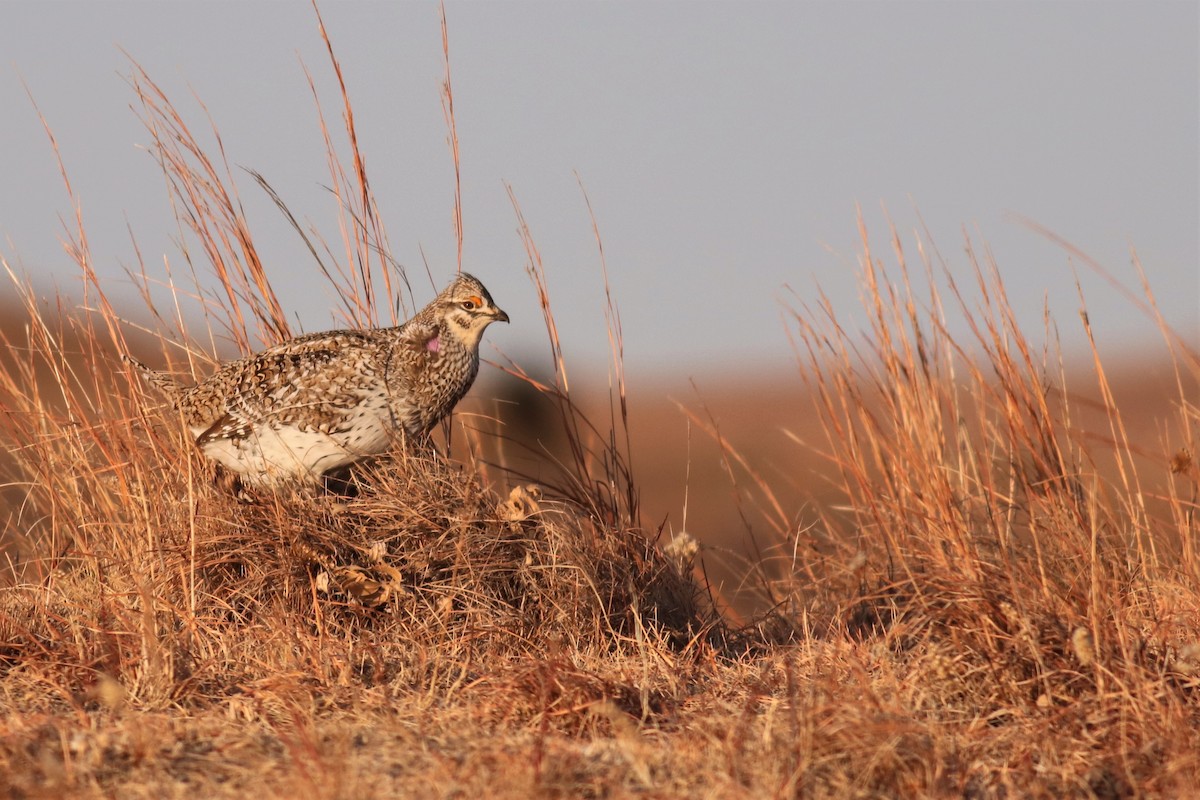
top-left (127, 60), bottom-right (291, 352)
top-left (498, 185), bottom-right (639, 528)
top-left (763, 211), bottom-right (1200, 794)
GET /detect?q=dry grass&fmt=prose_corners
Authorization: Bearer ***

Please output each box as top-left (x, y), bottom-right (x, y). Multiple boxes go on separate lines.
top-left (3, 21), bottom-right (1200, 800)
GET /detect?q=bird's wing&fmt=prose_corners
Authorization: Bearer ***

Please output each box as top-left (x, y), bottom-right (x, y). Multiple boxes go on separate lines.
top-left (192, 331), bottom-right (379, 445)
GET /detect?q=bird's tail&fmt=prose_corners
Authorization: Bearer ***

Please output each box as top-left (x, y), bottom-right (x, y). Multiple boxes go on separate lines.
top-left (122, 353), bottom-right (184, 402)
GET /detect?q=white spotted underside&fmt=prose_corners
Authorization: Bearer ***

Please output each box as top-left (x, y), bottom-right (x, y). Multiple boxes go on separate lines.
top-left (195, 394), bottom-right (402, 486)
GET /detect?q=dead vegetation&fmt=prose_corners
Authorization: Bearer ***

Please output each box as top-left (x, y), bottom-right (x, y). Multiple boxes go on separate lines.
top-left (2, 17), bottom-right (1200, 800)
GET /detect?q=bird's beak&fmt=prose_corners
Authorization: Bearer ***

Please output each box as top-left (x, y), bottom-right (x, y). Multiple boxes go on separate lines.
top-left (492, 307), bottom-right (510, 324)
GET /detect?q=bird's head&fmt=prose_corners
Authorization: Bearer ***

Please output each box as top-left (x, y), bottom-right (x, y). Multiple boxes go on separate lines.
top-left (437, 273), bottom-right (509, 347)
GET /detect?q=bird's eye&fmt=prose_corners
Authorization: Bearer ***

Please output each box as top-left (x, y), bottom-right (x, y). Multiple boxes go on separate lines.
top-left (461, 296), bottom-right (482, 311)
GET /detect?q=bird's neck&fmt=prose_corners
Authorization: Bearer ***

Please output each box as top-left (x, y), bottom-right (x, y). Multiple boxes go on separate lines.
top-left (432, 318), bottom-right (481, 353)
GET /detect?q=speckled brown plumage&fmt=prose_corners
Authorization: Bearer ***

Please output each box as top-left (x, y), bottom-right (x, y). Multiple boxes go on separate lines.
top-left (125, 273), bottom-right (508, 487)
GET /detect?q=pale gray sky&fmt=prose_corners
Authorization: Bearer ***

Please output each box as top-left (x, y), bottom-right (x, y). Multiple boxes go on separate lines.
top-left (1, 2), bottom-right (1196, 377)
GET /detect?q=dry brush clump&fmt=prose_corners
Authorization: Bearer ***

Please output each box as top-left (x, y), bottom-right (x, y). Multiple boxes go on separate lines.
top-left (735, 218), bottom-right (1200, 796)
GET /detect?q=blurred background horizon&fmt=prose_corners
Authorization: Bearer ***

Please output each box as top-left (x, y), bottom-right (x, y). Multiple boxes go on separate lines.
top-left (1, 1), bottom-right (1196, 383)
